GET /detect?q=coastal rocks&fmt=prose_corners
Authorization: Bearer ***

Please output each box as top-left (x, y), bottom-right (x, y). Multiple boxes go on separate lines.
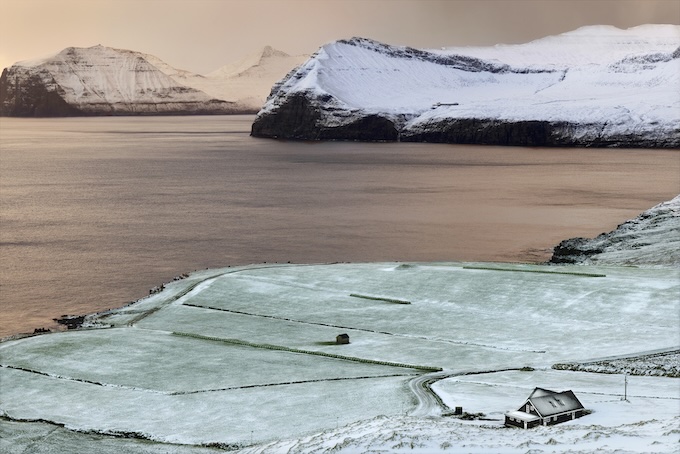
top-left (401, 118), bottom-right (557, 147)
top-left (251, 91), bottom-right (399, 141)
top-left (549, 195), bottom-right (680, 266)
top-left (550, 237), bottom-right (604, 264)
top-left (0, 69), bottom-right (83, 116)
top-left (53, 315), bottom-right (86, 330)
top-left (401, 119), bottom-right (680, 148)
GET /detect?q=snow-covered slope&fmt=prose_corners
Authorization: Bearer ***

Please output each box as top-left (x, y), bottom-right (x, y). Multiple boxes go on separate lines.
top-left (550, 195), bottom-right (680, 266)
top-left (252, 25), bottom-right (680, 147)
top-left (0, 45), bottom-right (306, 116)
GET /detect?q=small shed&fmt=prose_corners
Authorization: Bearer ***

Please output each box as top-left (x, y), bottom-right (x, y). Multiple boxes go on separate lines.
top-left (505, 387), bottom-right (586, 429)
top-left (336, 333), bottom-right (350, 344)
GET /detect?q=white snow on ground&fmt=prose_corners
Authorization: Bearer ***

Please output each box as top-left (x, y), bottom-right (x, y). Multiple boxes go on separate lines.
top-left (257, 25), bottom-right (680, 142)
top-left (1, 262), bottom-right (678, 452)
top-left (245, 370), bottom-right (677, 454)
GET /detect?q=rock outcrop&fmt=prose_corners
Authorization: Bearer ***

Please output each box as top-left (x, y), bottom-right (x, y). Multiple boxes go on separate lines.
top-left (550, 195), bottom-right (680, 266)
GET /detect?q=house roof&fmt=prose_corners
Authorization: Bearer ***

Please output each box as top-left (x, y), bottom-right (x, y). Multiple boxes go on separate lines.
top-left (528, 387), bottom-right (557, 398)
top-left (505, 410), bottom-right (540, 422)
top-left (527, 390), bottom-right (584, 417)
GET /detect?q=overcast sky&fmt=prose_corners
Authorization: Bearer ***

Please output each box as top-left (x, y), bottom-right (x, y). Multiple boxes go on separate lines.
top-left (1, 0), bottom-right (678, 74)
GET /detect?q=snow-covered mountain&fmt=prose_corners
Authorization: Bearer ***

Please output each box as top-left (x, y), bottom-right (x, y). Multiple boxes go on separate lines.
top-left (550, 195), bottom-right (680, 266)
top-left (252, 25), bottom-right (680, 147)
top-left (0, 45), bottom-right (306, 116)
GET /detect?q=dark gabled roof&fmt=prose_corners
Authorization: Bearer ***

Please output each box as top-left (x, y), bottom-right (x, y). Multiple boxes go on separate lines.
top-left (527, 387), bottom-right (557, 398)
top-left (528, 390), bottom-right (584, 417)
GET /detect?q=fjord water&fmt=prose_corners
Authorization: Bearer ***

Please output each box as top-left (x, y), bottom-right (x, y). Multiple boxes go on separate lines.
top-left (1, 115), bottom-right (678, 337)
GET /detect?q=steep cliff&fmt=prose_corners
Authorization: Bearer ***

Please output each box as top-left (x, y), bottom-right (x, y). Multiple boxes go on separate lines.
top-left (252, 26), bottom-right (680, 148)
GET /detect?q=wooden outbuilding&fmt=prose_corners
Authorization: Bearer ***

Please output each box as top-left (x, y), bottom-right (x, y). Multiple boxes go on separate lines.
top-left (336, 333), bottom-right (350, 344)
top-left (505, 387), bottom-right (586, 429)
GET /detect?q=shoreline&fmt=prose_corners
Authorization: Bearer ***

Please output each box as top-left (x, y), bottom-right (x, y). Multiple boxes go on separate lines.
top-left (3, 252), bottom-right (670, 343)
top-left (4, 258), bottom-right (551, 341)
top-left (3, 116), bottom-right (677, 341)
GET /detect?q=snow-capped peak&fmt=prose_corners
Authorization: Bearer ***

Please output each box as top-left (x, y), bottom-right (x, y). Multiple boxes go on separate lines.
top-left (207, 45), bottom-right (298, 79)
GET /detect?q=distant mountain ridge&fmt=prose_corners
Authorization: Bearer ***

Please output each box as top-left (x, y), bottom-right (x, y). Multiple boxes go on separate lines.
top-left (0, 45), bottom-right (307, 117)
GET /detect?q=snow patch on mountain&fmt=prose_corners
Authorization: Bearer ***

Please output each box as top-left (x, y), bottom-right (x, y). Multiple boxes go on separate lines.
top-left (433, 24), bottom-right (680, 69)
top-left (252, 25), bottom-right (680, 147)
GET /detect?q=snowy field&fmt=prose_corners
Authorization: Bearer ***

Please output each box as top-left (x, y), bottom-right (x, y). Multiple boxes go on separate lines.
top-left (1, 262), bottom-right (678, 452)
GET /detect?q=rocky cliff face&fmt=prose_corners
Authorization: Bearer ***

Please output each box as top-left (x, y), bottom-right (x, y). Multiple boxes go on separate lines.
top-left (250, 91), bottom-right (400, 141)
top-left (550, 195), bottom-right (680, 266)
top-left (0, 68), bottom-right (83, 116)
top-left (252, 26), bottom-right (680, 148)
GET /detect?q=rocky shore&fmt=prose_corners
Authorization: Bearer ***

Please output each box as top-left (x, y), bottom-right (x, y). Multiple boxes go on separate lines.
top-left (550, 195), bottom-right (680, 266)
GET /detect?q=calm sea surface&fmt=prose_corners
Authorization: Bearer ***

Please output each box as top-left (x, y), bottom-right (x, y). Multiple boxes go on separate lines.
top-left (1, 115), bottom-right (678, 336)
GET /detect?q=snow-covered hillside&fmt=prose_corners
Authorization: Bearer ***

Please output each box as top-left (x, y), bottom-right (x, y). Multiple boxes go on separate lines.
top-left (1, 263), bottom-right (677, 453)
top-left (0, 45), bottom-right (306, 116)
top-left (550, 195), bottom-right (680, 266)
top-left (252, 25), bottom-right (680, 147)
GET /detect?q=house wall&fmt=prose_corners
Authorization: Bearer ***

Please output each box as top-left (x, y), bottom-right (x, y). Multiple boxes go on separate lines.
top-left (542, 410), bottom-right (585, 426)
top-left (504, 416), bottom-right (540, 429)
top-left (505, 416), bottom-right (524, 428)
top-left (522, 400), bottom-right (539, 416)
top-left (507, 410), bottom-right (585, 429)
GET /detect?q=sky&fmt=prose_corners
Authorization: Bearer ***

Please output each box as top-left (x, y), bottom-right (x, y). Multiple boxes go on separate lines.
top-left (1, 0), bottom-right (678, 74)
